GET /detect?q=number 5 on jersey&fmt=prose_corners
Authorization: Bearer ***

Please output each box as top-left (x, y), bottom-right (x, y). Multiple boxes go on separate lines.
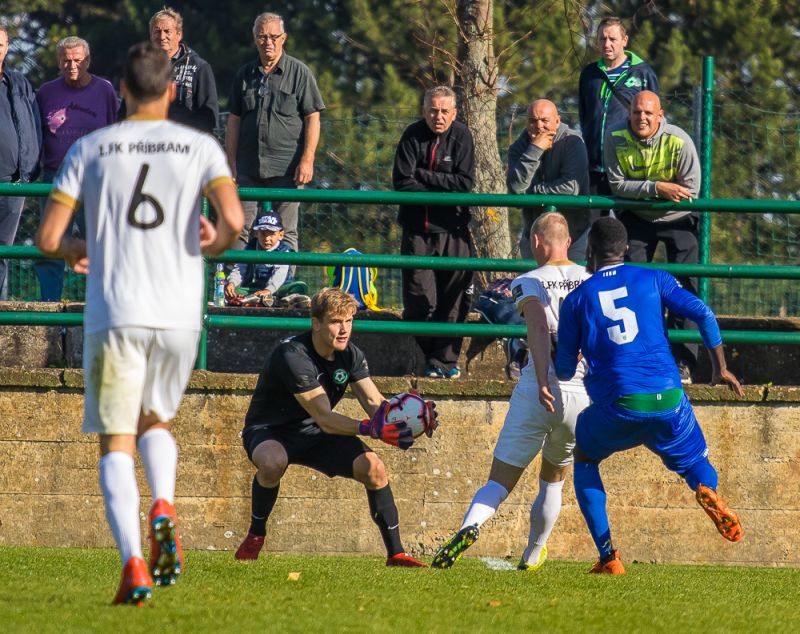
top-left (598, 287), bottom-right (639, 345)
top-left (127, 164), bottom-right (165, 230)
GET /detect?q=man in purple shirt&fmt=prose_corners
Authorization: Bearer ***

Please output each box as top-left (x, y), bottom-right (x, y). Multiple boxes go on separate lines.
top-left (35, 36), bottom-right (117, 300)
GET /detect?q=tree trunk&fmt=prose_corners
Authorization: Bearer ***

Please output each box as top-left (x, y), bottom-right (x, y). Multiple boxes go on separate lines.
top-left (456, 0), bottom-right (512, 274)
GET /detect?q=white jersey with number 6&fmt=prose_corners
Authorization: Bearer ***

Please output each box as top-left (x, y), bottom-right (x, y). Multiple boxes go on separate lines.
top-left (51, 118), bottom-right (233, 334)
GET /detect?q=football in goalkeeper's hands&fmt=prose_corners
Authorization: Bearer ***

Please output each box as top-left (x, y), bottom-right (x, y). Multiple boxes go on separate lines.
top-left (386, 392), bottom-right (429, 439)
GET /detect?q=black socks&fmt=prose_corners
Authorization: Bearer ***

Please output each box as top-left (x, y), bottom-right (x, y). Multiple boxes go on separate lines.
top-left (248, 476), bottom-right (279, 537)
top-left (367, 484), bottom-right (403, 557)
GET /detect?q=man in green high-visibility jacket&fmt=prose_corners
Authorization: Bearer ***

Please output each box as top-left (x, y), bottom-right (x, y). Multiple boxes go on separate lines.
top-left (604, 90), bottom-right (701, 383)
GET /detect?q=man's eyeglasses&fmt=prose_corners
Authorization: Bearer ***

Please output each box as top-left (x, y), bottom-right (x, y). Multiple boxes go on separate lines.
top-left (256, 34), bottom-right (284, 44)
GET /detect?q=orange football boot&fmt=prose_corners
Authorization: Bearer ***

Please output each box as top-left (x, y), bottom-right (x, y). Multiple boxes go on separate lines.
top-left (696, 484), bottom-right (743, 542)
top-left (149, 498), bottom-right (183, 586)
top-left (589, 549), bottom-right (626, 575)
top-left (112, 556), bottom-right (153, 606)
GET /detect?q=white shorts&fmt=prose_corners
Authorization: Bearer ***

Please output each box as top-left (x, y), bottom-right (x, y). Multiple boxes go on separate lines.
top-left (493, 379), bottom-right (590, 470)
top-left (82, 327), bottom-right (200, 435)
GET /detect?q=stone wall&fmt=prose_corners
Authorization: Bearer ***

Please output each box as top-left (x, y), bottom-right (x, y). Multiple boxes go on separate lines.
top-left (0, 370), bottom-right (797, 566)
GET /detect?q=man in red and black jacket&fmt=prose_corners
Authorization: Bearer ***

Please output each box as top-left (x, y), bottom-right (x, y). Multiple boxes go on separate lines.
top-left (392, 85), bottom-right (475, 379)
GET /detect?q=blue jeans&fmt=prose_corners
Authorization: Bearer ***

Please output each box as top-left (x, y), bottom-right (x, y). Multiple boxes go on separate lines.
top-left (0, 193), bottom-right (26, 300)
top-left (34, 171), bottom-right (85, 301)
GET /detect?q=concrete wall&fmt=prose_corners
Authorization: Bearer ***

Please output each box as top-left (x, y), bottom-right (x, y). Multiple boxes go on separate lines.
top-left (0, 370), bottom-right (797, 566)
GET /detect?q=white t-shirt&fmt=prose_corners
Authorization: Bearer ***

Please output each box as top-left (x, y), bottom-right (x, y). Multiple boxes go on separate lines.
top-left (511, 261), bottom-right (590, 391)
top-left (51, 118), bottom-right (233, 334)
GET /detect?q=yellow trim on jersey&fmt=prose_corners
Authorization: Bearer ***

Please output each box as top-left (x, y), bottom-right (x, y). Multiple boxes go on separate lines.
top-left (125, 114), bottom-right (168, 121)
top-left (203, 176), bottom-right (235, 196)
top-left (516, 295), bottom-right (542, 315)
top-left (547, 260), bottom-right (574, 266)
top-left (49, 189), bottom-right (79, 211)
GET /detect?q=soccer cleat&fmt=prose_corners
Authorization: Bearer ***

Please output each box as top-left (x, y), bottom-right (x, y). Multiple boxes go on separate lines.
top-left (148, 498), bottom-right (183, 586)
top-left (386, 552), bottom-right (428, 568)
top-left (423, 366), bottom-right (445, 379)
top-left (517, 544), bottom-right (548, 571)
top-left (589, 549), bottom-right (625, 575)
top-left (235, 532), bottom-right (266, 561)
top-left (696, 484), bottom-right (743, 542)
top-left (112, 556), bottom-right (153, 606)
top-left (431, 524), bottom-right (479, 569)
top-left (444, 367), bottom-right (462, 380)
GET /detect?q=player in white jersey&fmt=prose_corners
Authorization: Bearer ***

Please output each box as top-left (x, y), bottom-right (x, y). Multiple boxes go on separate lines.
top-left (433, 212), bottom-right (590, 570)
top-left (35, 42), bottom-right (244, 606)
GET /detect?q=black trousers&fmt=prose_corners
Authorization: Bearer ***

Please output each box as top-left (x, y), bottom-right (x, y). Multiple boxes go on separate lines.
top-left (401, 226), bottom-right (473, 371)
top-left (620, 212), bottom-right (700, 370)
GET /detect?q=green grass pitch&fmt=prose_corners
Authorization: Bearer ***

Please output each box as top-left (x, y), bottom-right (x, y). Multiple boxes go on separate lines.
top-left (1, 547), bottom-right (799, 633)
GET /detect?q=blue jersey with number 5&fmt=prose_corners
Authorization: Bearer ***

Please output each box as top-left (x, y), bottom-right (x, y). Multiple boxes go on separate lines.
top-left (555, 264), bottom-right (722, 405)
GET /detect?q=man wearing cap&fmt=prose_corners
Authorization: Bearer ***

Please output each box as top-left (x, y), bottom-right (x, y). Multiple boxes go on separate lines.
top-left (225, 210), bottom-right (294, 306)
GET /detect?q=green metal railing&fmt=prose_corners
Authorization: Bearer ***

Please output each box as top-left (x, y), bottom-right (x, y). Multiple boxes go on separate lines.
top-left (0, 183), bottom-right (798, 370)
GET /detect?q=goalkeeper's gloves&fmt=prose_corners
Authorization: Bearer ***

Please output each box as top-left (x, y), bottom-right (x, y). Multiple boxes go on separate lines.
top-left (409, 389), bottom-right (439, 438)
top-left (358, 400), bottom-right (415, 450)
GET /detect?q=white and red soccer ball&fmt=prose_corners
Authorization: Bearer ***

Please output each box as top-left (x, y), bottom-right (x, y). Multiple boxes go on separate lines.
top-left (385, 391), bottom-right (434, 439)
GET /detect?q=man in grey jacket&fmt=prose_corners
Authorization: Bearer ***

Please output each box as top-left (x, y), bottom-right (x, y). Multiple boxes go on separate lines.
top-left (604, 90), bottom-right (701, 381)
top-left (507, 99), bottom-right (590, 261)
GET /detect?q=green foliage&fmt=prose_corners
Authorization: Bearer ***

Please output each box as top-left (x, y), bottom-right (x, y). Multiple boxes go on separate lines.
top-left (2, 547), bottom-right (800, 632)
top-left (2, 1), bottom-right (799, 311)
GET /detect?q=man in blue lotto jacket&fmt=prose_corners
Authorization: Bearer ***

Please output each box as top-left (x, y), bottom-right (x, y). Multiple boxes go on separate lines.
top-left (555, 217), bottom-right (744, 575)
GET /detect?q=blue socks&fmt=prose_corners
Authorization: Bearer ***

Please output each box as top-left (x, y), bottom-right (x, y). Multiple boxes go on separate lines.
top-left (682, 458), bottom-right (718, 491)
top-left (574, 462), bottom-right (614, 560)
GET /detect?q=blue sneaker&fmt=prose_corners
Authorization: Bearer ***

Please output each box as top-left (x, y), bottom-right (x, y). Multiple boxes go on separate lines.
top-left (423, 366), bottom-right (445, 378)
top-left (444, 367), bottom-right (462, 379)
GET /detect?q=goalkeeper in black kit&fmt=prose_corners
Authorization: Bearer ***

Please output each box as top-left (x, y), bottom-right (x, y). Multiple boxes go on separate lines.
top-left (235, 287), bottom-right (437, 566)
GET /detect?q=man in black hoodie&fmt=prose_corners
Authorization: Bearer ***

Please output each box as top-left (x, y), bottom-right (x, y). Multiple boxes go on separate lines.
top-left (147, 7), bottom-right (218, 133)
top-left (392, 86), bottom-right (475, 379)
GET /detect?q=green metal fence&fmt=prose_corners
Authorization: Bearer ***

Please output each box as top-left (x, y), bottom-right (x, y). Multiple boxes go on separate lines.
top-left (2, 181), bottom-right (800, 369)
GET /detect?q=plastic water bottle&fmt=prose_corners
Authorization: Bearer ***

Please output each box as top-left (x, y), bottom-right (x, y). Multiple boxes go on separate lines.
top-left (214, 263), bottom-right (226, 307)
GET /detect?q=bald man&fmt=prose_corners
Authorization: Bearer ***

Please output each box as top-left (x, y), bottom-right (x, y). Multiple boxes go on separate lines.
top-left (604, 90), bottom-right (702, 382)
top-left (432, 211), bottom-right (590, 571)
top-left (507, 99), bottom-right (590, 261)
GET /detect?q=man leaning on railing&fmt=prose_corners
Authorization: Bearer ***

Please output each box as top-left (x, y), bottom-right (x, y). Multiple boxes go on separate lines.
top-left (604, 90), bottom-right (701, 383)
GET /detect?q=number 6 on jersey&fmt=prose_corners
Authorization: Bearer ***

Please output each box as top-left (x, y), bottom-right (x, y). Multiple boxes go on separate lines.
top-left (598, 287), bottom-right (639, 345)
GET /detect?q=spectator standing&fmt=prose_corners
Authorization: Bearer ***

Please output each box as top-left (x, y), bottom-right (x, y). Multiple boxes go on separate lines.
top-left (604, 90), bottom-right (701, 381)
top-left (578, 16), bottom-right (659, 196)
top-left (35, 36), bottom-right (117, 301)
top-left (392, 86), bottom-right (475, 379)
top-left (146, 7), bottom-right (219, 133)
top-left (507, 99), bottom-right (590, 260)
top-left (226, 12), bottom-right (325, 253)
top-left (0, 25), bottom-right (40, 299)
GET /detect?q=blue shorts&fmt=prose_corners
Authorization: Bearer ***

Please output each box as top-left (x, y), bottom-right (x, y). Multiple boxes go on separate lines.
top-left (575, 394), bottom-right (708, 474)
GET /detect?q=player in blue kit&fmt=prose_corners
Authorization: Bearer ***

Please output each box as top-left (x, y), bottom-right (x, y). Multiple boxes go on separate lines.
top-left (555, 217), bottom-right (744, 574)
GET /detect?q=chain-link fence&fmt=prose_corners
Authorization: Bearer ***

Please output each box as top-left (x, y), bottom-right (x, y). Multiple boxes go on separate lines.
top-left (8, 87), bottom-right (800, 315)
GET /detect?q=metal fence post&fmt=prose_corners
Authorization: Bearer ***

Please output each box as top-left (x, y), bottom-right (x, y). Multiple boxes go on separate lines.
top-left (196, 196), bottom-right (210, 370)
top-left (699, 56), bottom-right (715, 302)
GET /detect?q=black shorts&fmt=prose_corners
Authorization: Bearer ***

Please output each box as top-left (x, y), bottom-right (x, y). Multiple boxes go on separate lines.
top-left (242, 426), bottom-right (373, 479)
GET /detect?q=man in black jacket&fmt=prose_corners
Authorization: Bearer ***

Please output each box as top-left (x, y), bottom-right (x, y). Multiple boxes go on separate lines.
top-left (0, 25), bottom-right (40, 299)
top-left (392, 86), bottom-right (475, 379)
top-left (578, 16), bottom-right (659, 196)
top-left (147, 7), bottom-right (219, 133)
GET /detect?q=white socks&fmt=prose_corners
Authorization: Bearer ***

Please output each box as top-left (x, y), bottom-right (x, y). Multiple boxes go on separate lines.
top-left (99, 452), bottom-right (143, 565)
top-left (461, 480), bottom-right (509, 529)
top-left (137, 427), bottom-right (178, 504)
top-left (523, 478), bottom-right (565, 564)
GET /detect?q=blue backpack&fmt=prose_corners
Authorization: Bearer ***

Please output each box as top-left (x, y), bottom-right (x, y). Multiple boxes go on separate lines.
top-left (327, 248), bottom-right (381, 311)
